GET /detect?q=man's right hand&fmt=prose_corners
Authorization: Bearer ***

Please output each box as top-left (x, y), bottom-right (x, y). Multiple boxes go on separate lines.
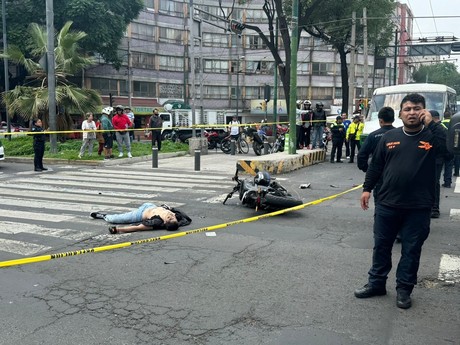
top-left (360, 191), bottom-right (371, 210)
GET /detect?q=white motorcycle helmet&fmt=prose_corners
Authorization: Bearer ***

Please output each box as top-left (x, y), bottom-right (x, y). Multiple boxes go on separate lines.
top-left (102, 106), bottom-right (113, 115)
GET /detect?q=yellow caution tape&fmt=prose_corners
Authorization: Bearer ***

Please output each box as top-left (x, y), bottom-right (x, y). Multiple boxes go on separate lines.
top-left (0, 184), bottom-right (363, 269)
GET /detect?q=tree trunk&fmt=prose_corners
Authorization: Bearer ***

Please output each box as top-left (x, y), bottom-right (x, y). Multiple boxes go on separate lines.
top-left (338, 48), bottom-right (349, 117)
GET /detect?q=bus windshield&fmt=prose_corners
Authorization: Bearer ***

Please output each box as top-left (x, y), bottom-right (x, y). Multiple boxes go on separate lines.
top-left (367, 92), bottom-right (446, 122)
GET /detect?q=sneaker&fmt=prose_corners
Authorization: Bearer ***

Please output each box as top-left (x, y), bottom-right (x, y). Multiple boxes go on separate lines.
top-left (118, 153), bottom-right (123, 158)
top-left (330, 160), bottom-right (335, 163)
top-left (127, 152), bottom-right (133, 158)
top-left (40, 167), bottom-right (48, 171)
top-left (110, 155), bottom-right (115, 158)
top-left (104, 156), bottom-right (110, 160)
top-left (78, 154), bottom-right (82, 159)
top-left (336, 160), bottom-right (343, 163)
top-left (396, 290), bottom-right (412, 309)
top-left (442, 183), bottom-right (451, 188)
top-left (90, 212), bottom-right (106, 219)
top-left (346, 156), bottom-right (350, 159)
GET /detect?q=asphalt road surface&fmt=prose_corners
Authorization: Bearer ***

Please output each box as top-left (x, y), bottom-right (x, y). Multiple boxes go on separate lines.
top-left (0, 155), bottom-right (459, 345)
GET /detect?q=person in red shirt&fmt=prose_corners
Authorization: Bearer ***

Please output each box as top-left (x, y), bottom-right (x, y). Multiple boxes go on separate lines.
top-left (112, 105), bottom-right (133, 158)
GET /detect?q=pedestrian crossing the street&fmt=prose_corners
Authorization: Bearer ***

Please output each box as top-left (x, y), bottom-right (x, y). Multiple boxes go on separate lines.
top-left (0, 166), bottom-right (236, 258)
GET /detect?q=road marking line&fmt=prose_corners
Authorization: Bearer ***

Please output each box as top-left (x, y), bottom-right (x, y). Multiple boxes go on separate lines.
top-left (0, 239), bottom-right (52, 256)
top-left (0, 222), bottom-right (93, 241)
top-left (85, 168), bottom-right (232, 181)
top-left (1, 210), bottom-right (74, 222)
top-left (438, 254), bottom-right (460, 283)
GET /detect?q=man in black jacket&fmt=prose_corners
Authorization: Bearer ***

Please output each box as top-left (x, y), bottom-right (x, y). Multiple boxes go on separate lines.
top-left (31, 119), bottom-right (48, 172)
top-left (355, 93), bottom-right (447, 309)
top-left (357, 106), bottom-right (395, 201)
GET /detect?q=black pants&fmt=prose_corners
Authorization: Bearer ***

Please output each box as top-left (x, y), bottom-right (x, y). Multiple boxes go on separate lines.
top-left (296, 125), bottom-right (303, 149)
top-left (433, 162), bottom-right (443, 211)
top-left (369, 204), bottom-right (430, 292)
top-left (34, 142), bottom-right (45, 169)
top-left (349, 139), bottom-right (361, 162)
top-left (330, 138), bottom-right (344, 161)
top-left (151, 131), bottom-right (162, 151)
top-left (303, 126), bottom-right (311, 147)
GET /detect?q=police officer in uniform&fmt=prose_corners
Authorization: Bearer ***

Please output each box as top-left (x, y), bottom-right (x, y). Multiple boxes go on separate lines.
top-left (31, 119), bottom-right (47, 172)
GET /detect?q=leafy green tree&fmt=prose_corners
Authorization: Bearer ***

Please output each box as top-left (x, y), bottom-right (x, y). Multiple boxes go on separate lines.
top-left (412, 62), bottom-right (460, 96)
top-left (0, 0), bottom-right (143, 69)
top-left (1, 21), bottom-right (102, 132)
top-left (302, 0), bottom-right (395, 115)
top-left (220, 0), bottom-right (325, 112)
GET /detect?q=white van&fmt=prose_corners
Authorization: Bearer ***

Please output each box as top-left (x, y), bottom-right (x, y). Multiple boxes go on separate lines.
top-left (362, 83), bottom-right (457, 142)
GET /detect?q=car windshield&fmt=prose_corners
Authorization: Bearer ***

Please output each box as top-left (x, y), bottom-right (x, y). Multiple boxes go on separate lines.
top-left (367, 92), bottom-right (445, 121)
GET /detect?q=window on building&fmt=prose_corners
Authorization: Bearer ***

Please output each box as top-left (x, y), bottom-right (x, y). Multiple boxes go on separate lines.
top-left (143, 0), bottom-right (154, 9)
top-left (311, 87), bottom-right (333, 99)
top-left (204, 86), bottom-right (228, 99)
top-left (159, 83), bottom-right (183, 98)
top-left (202, 33), bottom-right (229, 48)
top-left (334, 88), bottom-right (342, 99)
top-left (203, 60), bottom-right (229, 73)
top-left (133, 81), bottom-right (156, 97)
top-left (299, 36), bottom-right (311, 49)
top-left (159, 55), bottom-right (184, 71)
top-left (245, 9), bottom-right (268, 23)
top-left (296, 87), bottom-right (308, 100)
top-left (297, 62), bottom-right (310, 75)
top-left (132, 52), bottom-right (155, 69)
top-left (158, 0), bottom-right (184, 17)
top-left (90, 78), bottom-right (123, 96)
top-left (312, 62), bottom-right (337, 76)
top-left (246, 35), bottom-right (267, 49)
top-left (245, 86), bottom-right (261, 99)
top-left (260, 61), bottom-right (275, 74)
top-left (131, 23), bottom-right (156, 41)
top-left (159, 27), bottom-right (182, 43)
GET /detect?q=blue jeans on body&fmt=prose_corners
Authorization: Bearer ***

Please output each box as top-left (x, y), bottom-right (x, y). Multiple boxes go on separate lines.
top-left (369, 204), bottom-right (431, 292)
top-left (104, 203), bottom-right (156, 224)
top-left (311, 125), bottom-right (324, 149)
top-left (115, 132), bottom-right (131, 154)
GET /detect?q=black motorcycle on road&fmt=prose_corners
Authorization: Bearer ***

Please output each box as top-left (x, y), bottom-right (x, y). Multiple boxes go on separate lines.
top-left (223, 170), bottom-right (303, 211)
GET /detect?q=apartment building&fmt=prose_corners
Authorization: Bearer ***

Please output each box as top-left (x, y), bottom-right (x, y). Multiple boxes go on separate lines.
top-left (84, 0), bottom-right (411, 124)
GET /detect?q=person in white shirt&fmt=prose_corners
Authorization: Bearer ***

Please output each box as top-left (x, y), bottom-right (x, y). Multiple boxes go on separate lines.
top-left (228, 115), bottom-right (242, 153)
top-left (124, 106), bottom-right (135, 141)
top-left (78, 112), bottom-right (97, 158)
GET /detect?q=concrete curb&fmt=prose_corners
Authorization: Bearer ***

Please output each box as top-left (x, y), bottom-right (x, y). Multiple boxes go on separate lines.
top-left (237, 149), bottom-right (326, 175)
top-left (4, 151), bottom-right (188, 167)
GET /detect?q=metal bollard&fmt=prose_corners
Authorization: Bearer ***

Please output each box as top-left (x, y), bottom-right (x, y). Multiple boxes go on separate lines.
top-left (263, 140), bottom-right (269, 155)
top-left (230, 139), bottom-right (236, 155)
top-left (152, 147), bottom-right (158, 168)
top-left (194, 149), bottom-right (201, 171)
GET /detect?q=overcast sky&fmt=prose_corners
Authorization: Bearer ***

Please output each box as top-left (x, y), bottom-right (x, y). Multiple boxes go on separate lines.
top-left (401, 0), bottom-right (460, 67)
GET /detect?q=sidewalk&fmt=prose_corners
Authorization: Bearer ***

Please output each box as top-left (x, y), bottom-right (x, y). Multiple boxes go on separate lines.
top-left (132, 148), bottom-right (326, 175)
top-left (5, 148), bottom-right (326, 175)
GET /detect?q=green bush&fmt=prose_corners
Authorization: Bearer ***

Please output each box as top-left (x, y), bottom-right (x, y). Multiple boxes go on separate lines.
top-left (2, 136), bottom-right (189, 160)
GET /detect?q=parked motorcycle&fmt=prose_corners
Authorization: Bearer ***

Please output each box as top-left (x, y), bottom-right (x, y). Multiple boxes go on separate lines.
top-left (204, 129), bottom-right (231, 153)
top-left (244, 127), bottom-right (264, 156)
top-left (223, 170), bottom-right (303, 211)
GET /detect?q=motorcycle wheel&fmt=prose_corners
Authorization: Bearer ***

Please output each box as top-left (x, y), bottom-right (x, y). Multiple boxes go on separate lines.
top-left (208, 141), bottom-right (216, 150)
top-left (264, 194), bottom-right (302, 209)
top-left (253, 142), bottom-right (262, 156)
top-left (221, 140), bottom-right (231, 154)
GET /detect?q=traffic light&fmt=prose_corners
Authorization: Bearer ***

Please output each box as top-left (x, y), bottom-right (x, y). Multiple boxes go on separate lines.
top-left (230, 20), bottom-right (245, 36)
top-left (264, 84), bottom-right (271, 103)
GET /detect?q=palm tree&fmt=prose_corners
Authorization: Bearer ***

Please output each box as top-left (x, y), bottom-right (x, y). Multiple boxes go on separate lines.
top-left (1, 21), bottom-right (102, 132)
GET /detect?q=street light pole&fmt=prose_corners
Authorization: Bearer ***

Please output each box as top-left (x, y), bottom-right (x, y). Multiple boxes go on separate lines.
top-left (46, 0), bottom-right (57, 153)
top-left (2, 0), bottom-right (10, 138)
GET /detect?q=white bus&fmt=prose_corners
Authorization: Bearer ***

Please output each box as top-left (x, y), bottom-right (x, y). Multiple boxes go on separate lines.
top-left (362, 83), bottom-right (457, 141)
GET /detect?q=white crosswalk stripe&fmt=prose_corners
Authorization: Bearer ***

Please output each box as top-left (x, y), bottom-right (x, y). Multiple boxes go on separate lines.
top-left (0, 166), bottom-right (234, 258)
